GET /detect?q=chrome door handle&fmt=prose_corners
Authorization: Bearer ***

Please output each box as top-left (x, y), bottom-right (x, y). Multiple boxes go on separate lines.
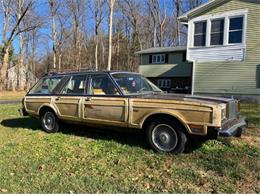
top-left (55, 97), bottom-right (60, 101)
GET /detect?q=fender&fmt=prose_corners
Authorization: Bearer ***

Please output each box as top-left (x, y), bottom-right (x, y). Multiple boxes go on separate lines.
top-left (140, 109), bottom-right (192, 134)
top-left (37, 103), bottom-right (59, 118)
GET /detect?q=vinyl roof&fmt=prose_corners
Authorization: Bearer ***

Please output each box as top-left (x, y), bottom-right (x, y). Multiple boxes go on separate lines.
top-left (135, 46), bottom-right (186, 55)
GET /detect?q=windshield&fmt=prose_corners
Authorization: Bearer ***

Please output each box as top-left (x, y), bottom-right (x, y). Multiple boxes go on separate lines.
top-left (112, 73), bottom-right (162, 95)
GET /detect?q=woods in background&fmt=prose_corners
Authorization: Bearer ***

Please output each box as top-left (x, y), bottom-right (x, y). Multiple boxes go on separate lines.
top-left (0, 0), bottom-right (204, 91)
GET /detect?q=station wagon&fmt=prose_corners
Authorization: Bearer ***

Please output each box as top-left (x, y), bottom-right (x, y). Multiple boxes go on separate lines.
top-left (19, 71), bottom-right (248, 153)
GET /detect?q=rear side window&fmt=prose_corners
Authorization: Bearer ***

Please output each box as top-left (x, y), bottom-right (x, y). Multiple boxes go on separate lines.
top-left (60, 75), bottom-right (87, 95)
top-left (29, 76), bottom-right (63, 94)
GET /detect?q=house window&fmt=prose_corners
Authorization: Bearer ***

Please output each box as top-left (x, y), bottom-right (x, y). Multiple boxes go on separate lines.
top-left (194, 21), bottom-right (207, 47)
top-left (210, 18), bottom-right (224, 45)
top-left (191, 11), bottom-right (247, 48)
top-left (152, 54), bottom-right (165, 63)
top-left (157, 79), bottom-right (171, 88)
top-left (229, 16), bottom-right (243, 44)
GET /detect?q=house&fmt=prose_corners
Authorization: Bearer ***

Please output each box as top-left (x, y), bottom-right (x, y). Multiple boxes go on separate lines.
top-left (7, 64), bottom-right (37, 90)
top-left (136, 46), bottom-right (193, 93)
top-left (179, 0), bottom-right (260, 102)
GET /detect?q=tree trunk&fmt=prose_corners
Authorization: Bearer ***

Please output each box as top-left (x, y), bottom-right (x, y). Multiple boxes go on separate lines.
top-left (18, 0), bottom-right (25, 91)
top-left (58, 52), bottom-right (62, 71)
top-left (0, 45), bottom-right (10, 90)
top-left (153, 24), bottom-right (157, 47)
top-left (49, 0), bottom-right (57, 70)
top-left (1, 0), bottom-right (11, 43)
top-left (101, 38), bottom-right (105, 68)
top-left (107, 0), bottom-right (115, 71)
top-left (175, 0), bottom-right (181, 46)
top-left (25, 31), bottom-right (29, 90)
top-left (159, 23), bottom-right (163, 47)
top-left (32, 30), bottom-right (36, 76)
top-left (95, 41), bottom-right (98, 71)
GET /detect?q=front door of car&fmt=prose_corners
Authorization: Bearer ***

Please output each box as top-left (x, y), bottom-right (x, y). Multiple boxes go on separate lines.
top-left (82, 73), bottom-right (128, 127)
top-left (53, 74), bottom-right (87, 122)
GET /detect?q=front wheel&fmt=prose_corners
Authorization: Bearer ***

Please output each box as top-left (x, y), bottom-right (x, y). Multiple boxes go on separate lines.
top-left (41, 111), bottom-right (59, 133)
top-left (146, 118), bottom-right (187, 154)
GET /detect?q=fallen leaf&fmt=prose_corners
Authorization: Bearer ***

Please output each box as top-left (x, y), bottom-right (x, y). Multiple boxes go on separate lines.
top-left (0, 189), bottom-right (7, 193)
top-left (38, 164), bottom-right (45, 171)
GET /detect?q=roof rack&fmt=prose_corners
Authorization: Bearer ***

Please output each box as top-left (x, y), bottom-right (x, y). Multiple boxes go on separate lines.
top-left (46, 68), bottom-right (99, 74)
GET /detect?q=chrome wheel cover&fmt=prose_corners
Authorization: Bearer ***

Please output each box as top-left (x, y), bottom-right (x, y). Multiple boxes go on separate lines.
top-left (43, 112), bottom-right (55, 131)
top-left (151, 124), bottom-right (178, 152)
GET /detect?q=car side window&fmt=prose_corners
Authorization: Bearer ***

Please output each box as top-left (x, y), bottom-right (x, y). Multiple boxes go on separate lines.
top-left (60, 75), bottom-right (86, 95)
top-left (29, 76), bottom-right (63, 94)
top-left (88, 74), bottom-right (120, 95)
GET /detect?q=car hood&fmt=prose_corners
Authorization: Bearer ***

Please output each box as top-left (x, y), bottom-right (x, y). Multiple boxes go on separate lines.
top-left (133, 93), bottom-right (234, 105)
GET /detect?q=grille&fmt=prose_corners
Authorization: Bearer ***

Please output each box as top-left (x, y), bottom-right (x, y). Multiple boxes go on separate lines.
top-left (228, 100), bottom-right (238, 119)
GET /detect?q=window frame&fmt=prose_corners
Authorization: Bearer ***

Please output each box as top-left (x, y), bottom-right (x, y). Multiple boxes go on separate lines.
top-left (189, 9), bottom-right (247, 48)
top-left (86, 73), bottom-right (124, 97)
top-left (157, 79), bottom-right (171, 89)
top-left (59, 74), bottom-right (88, 95)
top-left (193, 20), bottom-right (207, 47)
top-left (227, 15), bottom-right (244, 45)
top-left (152, 54), bottom-right (166, 64)
top-left (210, 18), bottom-right (225, 46)
top-left (28, 75), bottom-right (65, 95)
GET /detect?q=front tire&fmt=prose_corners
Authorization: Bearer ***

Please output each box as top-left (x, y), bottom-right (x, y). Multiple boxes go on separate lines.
top-left (146, 118), bottom-right (187, 154)
top-left (41, 111), bottom-right (59, 133)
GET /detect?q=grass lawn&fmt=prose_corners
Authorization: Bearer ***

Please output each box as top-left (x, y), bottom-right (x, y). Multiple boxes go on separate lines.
top-left (0, 103), bottom-right (259, 193)
top-left (0, 91), bottom-right (26, 100)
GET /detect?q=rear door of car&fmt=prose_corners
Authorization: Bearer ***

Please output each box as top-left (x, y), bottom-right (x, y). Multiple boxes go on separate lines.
top-left (53, 74), bottom-right (87, 122)
top-left (82, 73), bottom-right (128, 127)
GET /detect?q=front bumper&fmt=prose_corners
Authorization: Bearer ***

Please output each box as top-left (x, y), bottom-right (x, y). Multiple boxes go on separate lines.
top-left (18, 108), bottom-right (29, 116)
top-left (218, 116), bottom-right (248, 137)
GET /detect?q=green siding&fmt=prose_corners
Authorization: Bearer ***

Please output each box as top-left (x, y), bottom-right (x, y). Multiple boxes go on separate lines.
top-left (139, 52), bottom-right (192, 77)
top-left (192, 0), bottom-right (260, 95)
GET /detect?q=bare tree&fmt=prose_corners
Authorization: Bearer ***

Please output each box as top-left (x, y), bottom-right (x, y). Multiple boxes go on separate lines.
top-left (1, 0), bottom-right (11, 43)
top-left (48, 0), bottom-right (59, 70)
top-left (91, 0), bottom-right (105, 70)
top-left (18, 0), bottom-right (25, 90)
top-left (147, 0), bottom-right (157, 47)
top-left (107, 0), bottom-right (116, 71)
top-left (174, 0), bottom-right (181, 46)
top-left (148, 0), bottom-right (167, 47)
top-left (0, 1), bottom-right (33, 90)
top-left (66, 0), bottom-right (86, 70)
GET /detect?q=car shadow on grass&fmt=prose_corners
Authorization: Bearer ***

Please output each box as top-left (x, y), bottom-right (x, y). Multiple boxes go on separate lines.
top-left (1, 117), bottom-right (149, 150)
top-left (1, 117), bottom-right (213, 153)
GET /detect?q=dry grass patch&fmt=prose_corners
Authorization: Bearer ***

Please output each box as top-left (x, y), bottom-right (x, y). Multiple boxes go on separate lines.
top-left (0, 91), bottom-right (26, 100)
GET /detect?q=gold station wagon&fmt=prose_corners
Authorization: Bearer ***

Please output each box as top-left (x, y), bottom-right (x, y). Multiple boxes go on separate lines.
top-left (19, 71), bottom-right (248, 153)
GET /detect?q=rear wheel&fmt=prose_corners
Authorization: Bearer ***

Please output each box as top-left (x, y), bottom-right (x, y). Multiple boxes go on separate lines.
top-left (146, 118), bottom-right (187, 154)
top-left (41, 110), bottom-right (59, 133)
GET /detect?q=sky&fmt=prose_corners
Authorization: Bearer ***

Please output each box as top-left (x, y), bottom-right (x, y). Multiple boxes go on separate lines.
top-left (0, 0), bottom-right (208, 57)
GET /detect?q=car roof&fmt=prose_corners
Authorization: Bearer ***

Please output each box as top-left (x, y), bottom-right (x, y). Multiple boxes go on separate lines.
top-left (43, 70), bottom-right (141, 77)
